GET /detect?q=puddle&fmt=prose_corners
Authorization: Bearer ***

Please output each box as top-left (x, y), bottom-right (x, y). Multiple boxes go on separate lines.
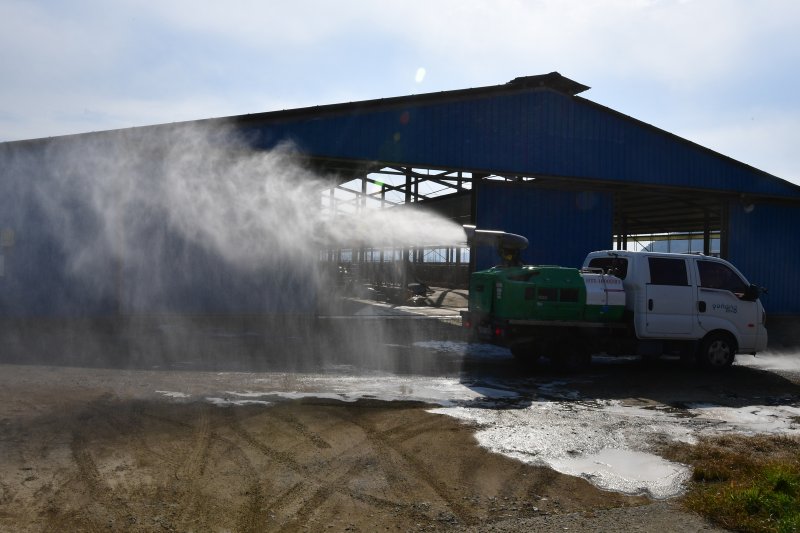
top-left (148, 342), bottom-right (800, 500)
top-left (413, 340), bottom-right (512, 358)
top-left (736, 352), bottom-right (800, 373)
top-left (155, 390), bottom-right (190, 399)
top-left (553, 448), bottom-right (689, 499)
top-left (429, 398), bottom-right (695, 499)
top-left (205, 397), bottom-right (273, 407)
top-left (688, 403), bottom-right (800, 434)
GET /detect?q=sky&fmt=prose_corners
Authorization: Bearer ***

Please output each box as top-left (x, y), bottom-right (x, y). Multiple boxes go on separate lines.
top-left (1, 0), bottom-right (799, 185)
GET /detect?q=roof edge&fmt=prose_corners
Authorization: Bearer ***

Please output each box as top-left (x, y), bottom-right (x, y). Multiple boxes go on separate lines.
top-left (0, 72), bottom-right (589, 146)
top-left (506, 72), bottom-right (590, 95)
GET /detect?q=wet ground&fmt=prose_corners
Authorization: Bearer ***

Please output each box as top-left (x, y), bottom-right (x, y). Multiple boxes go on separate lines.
top-left (1, 294), bottom-right (798, 531)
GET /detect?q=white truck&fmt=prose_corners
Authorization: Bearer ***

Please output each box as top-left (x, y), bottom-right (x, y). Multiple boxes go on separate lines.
top-left (582, 250), bottom-right (768, 368)
top-left (461, 225), bottom-right (768, 370)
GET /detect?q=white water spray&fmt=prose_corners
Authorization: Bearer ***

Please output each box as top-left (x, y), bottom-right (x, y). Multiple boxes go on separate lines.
top-left (16, 123), bottom-right (466, 313)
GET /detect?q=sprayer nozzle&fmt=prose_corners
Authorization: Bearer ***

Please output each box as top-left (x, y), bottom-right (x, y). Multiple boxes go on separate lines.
top-left (462, 225), bottom-right (528, 250)
top-left (462, 224), bottom-right (476, 242)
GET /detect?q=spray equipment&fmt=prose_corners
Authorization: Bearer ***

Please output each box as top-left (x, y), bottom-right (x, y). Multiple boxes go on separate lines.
top-left (463, 225), bottom-right (528, 267)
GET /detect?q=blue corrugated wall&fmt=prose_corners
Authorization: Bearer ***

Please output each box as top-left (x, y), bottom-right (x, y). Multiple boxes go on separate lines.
top-left (474, 181), bottom-right (613, 270)
top-left (728, 202), bottom-right (800, 315)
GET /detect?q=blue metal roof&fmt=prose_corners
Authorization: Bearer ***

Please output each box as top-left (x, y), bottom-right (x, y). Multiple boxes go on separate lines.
top-left (227, 73), bottom-right (800, 200)
top-left (6, 72), bottom-right (798, 200)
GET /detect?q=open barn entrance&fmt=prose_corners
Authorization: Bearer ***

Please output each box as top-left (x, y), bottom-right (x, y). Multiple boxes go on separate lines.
top-left (612, 186), bottom-right (727, 257)
top-left (310, 157), bottom-right (737, 300)
top-left (314, 163), bottom-right (475, 303)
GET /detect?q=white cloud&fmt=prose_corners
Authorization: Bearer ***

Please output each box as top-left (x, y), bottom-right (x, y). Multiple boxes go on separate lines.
top-left (121, 0), bottom-right (367, 48)
top-left (0, 1), bottom-right (128, 83)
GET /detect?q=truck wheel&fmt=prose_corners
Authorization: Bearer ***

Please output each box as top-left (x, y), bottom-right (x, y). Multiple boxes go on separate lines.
top-left (698, 333), bottom-right (736, 370)
top-left (553, 340), bottom-right (590, 372)
top-left (511, 342), bottom-right (540, 367)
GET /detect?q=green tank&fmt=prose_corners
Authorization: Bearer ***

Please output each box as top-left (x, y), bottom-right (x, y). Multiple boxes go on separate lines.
top-left (469, 265), bottom-right (625, 323)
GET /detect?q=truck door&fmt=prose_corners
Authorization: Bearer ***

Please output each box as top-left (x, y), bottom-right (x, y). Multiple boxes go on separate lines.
top-left (644, 257), bottom-right (693, 335)
top-left (695, 259), bottom-right (760, 350)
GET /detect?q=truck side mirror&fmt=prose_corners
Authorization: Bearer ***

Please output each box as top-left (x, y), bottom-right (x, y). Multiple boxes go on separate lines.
top-left (741, 284), bottom-right (761, 302)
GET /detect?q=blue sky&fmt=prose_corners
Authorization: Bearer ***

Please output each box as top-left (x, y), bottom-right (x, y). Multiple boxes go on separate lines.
top-left (2, 0), bottom-right (799, 185)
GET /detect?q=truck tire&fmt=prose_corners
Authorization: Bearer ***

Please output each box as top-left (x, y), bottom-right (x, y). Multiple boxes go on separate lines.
top-left (511, 342), bottom-right (540, 366)
top-left (698, 332), bottom-right (736, 370)
top-left (553, 339), bottom-right (590, 372)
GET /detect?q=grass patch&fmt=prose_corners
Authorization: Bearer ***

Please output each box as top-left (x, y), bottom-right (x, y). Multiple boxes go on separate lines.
top-left (664, 435), bottom-right (800, 532)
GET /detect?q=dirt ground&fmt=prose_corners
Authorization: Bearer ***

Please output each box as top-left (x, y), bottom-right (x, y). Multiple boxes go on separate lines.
top-left (0, 362), bottom-right (735, 533)
top-left (3, 298), bottom-right (793, 531)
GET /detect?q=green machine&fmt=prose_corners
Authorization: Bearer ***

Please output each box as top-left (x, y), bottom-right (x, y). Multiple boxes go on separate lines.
top-left (468, 264), bottom-right (623, 323)
top-left (461, 225), bottom-right (627, 366)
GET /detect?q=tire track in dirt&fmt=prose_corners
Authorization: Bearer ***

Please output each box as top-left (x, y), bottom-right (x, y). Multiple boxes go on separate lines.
top-left (280, 461), bottom-right (370, 532)
top-left (60, 427), bottom-right (133, 533)
top-left (140, 402), bottom-right (307, 531)
top-left (166, 405), bottom-right (215, 530)
top-left (176, 405), bottom-right (212, 480)
top-left (92, 401), bottom-right (175, 470)
top-left (69, 434), bottom-right (104, 500)
top-left (222, 408), bottom-right (324, 531)
top-left (234, 478), bottom-right (267, 533)
top-left (211, 410), bottom-right (273, 533)
top-left (270, 409), bottom-right (331, 449)
top-left (225, 410), bottom-right (306, 474)
top-left (258, 406), bottom-right (461, 529)
top-left (339, 408), bottom-right (477, 526)
top-left (224, 406), bottom-right (410, 530)
top-left (0, 480), bottom-right (11, 505)
top-left (285, 405), bottom-right (466, 528)
top-left (117, 404), bottom-right (273, 532)
top-left (262, 479), bottom-right (309, 517)
top-left (378, 415), bottom-right (450, 442)
top-left (56, 395), bottom-right (139, 531)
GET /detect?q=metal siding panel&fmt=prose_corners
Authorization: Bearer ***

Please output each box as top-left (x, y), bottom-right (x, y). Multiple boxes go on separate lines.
top-left (474, 181), bottom-right (613, 270)
top-left (564, 95), bottom-right (576, 176)
top-left (504, 97), bottom-right (514, 168)
top-left (728, 202), bottom-right (800, 314)
top-left (483, 98), bottom-right (497, 169)
top-left (520, 95), bottom-right (530, 169)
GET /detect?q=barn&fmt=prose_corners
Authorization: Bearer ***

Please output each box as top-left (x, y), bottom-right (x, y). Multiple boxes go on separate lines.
top-left (1, 72), bottom-right (798, 342)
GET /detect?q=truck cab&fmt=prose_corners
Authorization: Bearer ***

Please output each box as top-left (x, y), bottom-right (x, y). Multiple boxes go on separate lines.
top-left (583, 250), bottom-right (768, 367)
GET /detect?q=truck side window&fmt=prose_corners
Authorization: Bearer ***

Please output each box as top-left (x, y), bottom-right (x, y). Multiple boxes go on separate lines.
top-left (648, 257), bottom-right (688, 286)
top-left (587, 258), bottom-right (628, 279)
top-left (698, 261), bottom-right (748, 298)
